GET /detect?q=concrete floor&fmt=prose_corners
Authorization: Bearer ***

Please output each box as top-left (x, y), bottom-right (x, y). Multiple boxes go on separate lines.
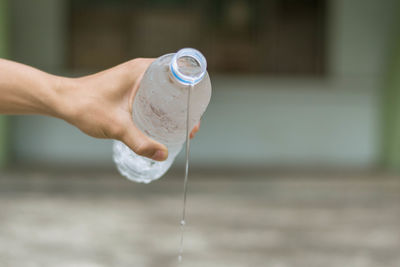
top-left (0, 170), bottom-right (400, 267)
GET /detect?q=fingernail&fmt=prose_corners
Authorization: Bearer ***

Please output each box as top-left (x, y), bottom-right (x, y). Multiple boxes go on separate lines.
top-left (152, 150), bottom-right (167, 161)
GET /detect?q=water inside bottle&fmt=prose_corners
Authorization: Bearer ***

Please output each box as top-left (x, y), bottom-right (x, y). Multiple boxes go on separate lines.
top-left (178, 84), bottom-right (193, 263)
top-left (177, 56), bottom-right (202, 77)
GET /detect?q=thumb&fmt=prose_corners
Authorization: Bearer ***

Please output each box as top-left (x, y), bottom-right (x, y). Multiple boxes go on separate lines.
top-left (120, 123), bottom-right (168, 161)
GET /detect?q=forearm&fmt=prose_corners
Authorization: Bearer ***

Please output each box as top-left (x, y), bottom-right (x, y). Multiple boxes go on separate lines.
top-left (0, 59), bottom-right (67, 118)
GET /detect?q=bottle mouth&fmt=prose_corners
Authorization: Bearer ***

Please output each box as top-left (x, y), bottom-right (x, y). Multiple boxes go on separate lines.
top-left (170, 48), bottom-right (207, 85)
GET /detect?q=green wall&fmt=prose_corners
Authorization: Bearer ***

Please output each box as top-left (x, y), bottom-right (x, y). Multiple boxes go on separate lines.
top-left (382, 12), bottom-right (400, 171)
top-left (0, 0), bottom-right (9, 168)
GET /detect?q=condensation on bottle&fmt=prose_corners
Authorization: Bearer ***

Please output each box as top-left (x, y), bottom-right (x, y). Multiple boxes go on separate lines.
top-left (113, 48), bottom-right (212, 183)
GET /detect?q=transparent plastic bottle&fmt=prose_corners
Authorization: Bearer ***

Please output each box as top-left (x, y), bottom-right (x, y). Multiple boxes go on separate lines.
top-left (113, 48), bottom-right (212, 183)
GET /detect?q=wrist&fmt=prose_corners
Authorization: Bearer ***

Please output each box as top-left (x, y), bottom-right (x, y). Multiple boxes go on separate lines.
top-left (50, 75), bottom-right (80, 122)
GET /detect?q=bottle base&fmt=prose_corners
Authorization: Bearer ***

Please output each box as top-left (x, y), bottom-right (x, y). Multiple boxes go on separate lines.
top-left (112, 140), bottom-right (175, 183)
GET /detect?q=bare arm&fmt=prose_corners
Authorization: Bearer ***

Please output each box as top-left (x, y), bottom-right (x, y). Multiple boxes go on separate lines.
top-left (0, 58), bottom-right (199, 161)
top-left (0, 59), bottom-right (63, 116)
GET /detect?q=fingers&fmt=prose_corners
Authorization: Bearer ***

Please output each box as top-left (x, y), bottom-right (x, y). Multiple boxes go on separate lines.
top-left (120, 123), bottom-right (168, 161)
top-left (118, 118), bottom-right (199, 160)
top-left (190, 122), bottom-right (201, 139)
top-left (126, 58), bottom-right (156, 114)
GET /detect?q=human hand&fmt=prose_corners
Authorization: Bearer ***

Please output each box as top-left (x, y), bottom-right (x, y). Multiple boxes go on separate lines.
top-left (190, 122), bottom-right (200, 139)
top-left (58, 58), bottom-right (200, 161)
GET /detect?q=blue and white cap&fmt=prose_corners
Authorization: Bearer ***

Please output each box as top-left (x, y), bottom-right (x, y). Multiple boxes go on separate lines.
top-left (170, 48), bottom-right (207, 85)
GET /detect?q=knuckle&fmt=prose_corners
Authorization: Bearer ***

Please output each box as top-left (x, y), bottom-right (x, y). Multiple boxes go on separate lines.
top-left (131, 57), bottom-right (144, 65)
top-left (133, 142), bottom-right (153, 157)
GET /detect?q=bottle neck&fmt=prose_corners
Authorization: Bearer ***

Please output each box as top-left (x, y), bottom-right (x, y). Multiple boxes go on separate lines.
top-left (169, 48), bottom-right (207, 85)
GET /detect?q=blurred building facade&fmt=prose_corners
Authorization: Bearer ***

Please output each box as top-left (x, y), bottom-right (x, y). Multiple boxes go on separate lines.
top-left (0, 0), bottom-right (399, 170)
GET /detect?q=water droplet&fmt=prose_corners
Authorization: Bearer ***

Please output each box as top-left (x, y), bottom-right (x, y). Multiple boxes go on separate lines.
top-left (180, 220), bottom-right (186, 226)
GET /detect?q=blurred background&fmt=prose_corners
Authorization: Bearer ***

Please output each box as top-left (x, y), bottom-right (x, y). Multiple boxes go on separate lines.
top-left (1, 0), bottom-right (400, 266)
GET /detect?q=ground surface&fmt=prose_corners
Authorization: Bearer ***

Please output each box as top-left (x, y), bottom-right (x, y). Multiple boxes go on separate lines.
top-left (0, 170), bottom-right (399, 267)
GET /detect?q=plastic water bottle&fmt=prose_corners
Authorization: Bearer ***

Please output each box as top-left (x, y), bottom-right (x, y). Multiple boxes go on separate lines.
top-left (113, 48), bottom-right (212, 183)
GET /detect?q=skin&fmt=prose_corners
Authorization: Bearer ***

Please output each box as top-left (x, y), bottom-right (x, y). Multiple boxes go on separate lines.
top-left (0, 58), bottom-right (200, 161)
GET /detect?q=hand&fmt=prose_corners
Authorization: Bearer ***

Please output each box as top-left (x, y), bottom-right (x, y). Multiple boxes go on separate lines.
top-left (190, 122), bottom-right (200, 139)
top-left (59, 58), bottom-right (200, 161)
